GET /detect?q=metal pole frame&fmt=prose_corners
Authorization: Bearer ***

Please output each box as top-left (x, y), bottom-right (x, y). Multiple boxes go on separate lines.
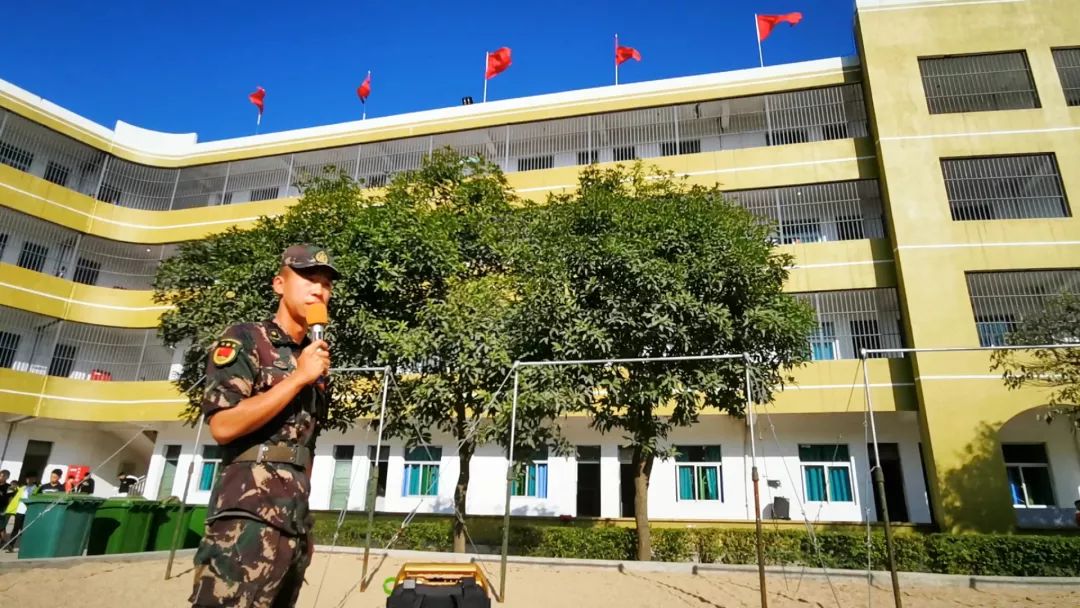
top-left (744, 355), bottom-right (768, 608)
top-left (497, 353), bottom-right (751, 603)
top-left (165, 413), bottom-right (206, 579)
top-left (857, 342), bottom-right (1080, 608)
top-left (359, 366), bottom-right (393, 590)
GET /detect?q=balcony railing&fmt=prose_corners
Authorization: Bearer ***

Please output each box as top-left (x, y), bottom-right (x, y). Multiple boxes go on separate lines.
top-left (0, 207), bottom-right (177, 290)
top-left (966, 269), bottom-right (1080, 347)
top-left (725, 180), bottom-right (884, 244)
top-left (0, 82), bottom-right (868, 211)
top-left (793, 288), bottom-right (905, 360)
top-left (0, 306), bottom-right (180, 381)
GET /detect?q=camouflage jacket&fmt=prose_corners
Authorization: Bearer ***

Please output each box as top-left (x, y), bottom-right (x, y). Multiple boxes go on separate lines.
top-left (201, 320), bottom-right (327, 536)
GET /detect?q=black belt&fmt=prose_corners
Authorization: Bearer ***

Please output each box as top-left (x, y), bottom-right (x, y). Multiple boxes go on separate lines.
top-left (231, 444), bottom-right (312, 469)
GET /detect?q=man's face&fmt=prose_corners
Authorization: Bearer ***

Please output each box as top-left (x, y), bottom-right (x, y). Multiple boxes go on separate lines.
top-left (273, 266), bottom-right (334, 325)
top-left (0, 472), bottom-right (8, 482)
top-left (50, 472), bottom-right (60, 484)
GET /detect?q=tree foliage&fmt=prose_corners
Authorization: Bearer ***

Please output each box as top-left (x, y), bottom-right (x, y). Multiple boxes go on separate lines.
top-left (992, 292), bottom-right (1080, 429)
top-left (515, 163), bottom-right (816, 559)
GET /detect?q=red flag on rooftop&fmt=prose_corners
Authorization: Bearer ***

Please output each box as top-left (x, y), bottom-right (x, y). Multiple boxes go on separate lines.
top-left (248, 86), bottom-right (265, 126)
top-left (357, 72), bottom-right (372, 103)
top-left (486, 47), bottom-right (512, 79)
top-left (757, 12), bottom-right (803, 42)
top-left (616, 45), bottom-right (641, 65)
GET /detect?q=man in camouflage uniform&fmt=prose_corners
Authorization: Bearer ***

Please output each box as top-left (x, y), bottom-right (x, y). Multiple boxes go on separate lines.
top-left (190, 244), bottom-right (339, 608)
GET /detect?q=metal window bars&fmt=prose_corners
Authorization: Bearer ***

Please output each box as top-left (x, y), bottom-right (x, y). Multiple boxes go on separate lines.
top-left (941, 154), bottom-right (1069, 221)
top-left (0, 83), bottom-right (868, 209)
top-left (793, 288), bottom-right (905, 359)
top-left (965, 269), bottom-right (1080, 347)
top-left (0, 305), bottom-right (180, 381)
top-left (919, 51), bottom-right (1040, 114)
top-left (724, 180), bottom-right (885, 243)
top-left (0, 109), bottom-right (106, 196)
top-left (0, 206), bottom-right (178, 290)
top-left (1051, 47), bottom-right (1080, 107)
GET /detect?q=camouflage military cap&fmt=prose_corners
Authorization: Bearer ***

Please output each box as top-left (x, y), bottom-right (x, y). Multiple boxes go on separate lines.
top-left (281, 244), bottom-right (340, 280)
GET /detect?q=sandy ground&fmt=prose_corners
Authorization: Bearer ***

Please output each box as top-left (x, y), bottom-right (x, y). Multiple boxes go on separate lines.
top-left (0, 552), bottom-right (1077, 608)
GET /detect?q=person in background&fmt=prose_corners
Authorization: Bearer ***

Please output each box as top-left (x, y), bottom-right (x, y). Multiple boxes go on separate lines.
top-left (117, 473), bottom-right (138, 494)
top-left (3, 474), bottom-right (37, 553)
top-left (38, 469), bottom-right (64, 494)
top-left (76, 471), bottom-right (95, 494)
top-left (0, 471), bottom-right (15, 547)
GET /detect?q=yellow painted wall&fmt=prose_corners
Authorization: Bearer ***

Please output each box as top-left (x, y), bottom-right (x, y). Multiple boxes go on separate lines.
top-left (858, 0), bottom-right (1080, 531)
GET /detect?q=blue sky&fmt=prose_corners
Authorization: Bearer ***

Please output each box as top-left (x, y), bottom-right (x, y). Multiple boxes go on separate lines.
top-left (2, 1), bottom-right (857, 142)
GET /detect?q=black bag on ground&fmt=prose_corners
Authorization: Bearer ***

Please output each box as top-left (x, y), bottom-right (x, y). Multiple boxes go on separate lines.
top-left (386, 576), bottom-right (491, 608)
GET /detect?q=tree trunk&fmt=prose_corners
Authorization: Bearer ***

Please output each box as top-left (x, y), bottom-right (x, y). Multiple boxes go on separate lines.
top-left (453, 438), bottom-right (474, 553)
top-left (632, 446), bottom-right (654, 561)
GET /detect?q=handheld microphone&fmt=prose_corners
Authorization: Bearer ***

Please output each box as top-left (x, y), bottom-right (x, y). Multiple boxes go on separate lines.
top-left (306, 302), bottom-right (329, 344)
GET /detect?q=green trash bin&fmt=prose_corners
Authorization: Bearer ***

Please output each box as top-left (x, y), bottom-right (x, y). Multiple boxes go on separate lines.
top-left (187, 505), bottom-right (209, 542)
top-left (18, 494), bottom-right (104, 559)
top-left (146, 502), bottom-right (200, 551)
top-left (87, 498), bottom-right (156, 555)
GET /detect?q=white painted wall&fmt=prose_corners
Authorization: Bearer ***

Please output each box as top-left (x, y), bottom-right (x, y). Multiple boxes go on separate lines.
top-left (141, 411), bottom-right (934, 525)
top-left (0, 420), bottom-right (149, 496)
top-left (999, 408), bottom-right (1080, 528)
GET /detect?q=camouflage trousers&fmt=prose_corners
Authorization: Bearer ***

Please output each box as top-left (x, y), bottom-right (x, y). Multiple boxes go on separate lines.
top-left (190, 516), bottom-right (311, 608)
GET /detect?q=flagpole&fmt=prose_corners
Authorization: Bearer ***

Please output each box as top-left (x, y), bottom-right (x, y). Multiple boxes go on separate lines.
top-left (755, 14), bottom-right (765, 68)
top-left (363, 70), bottom-right (370, 120)
top-left (255, 112), bottom-right (261, 135)
top-left (615, 33), bottom-right (619, 86)
top-left (483, 52), bottom-right (489, 103)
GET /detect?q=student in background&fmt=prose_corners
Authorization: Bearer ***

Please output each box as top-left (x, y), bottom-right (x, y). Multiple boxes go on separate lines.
top-left (3, 474), bottom-right (37, 553)
top-left (38, 469), bottom-right (64, 494)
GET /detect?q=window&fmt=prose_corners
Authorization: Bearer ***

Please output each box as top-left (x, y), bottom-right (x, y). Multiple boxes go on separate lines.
top-left (199, 445), bottom-right (224, 492)
top-left (402, 446), bottom-right (440, 496)
top-left (0, 232), bottom-right (7, 259)
top-left (919, 51), bottom-right (1040, 114)
top-left (724, 180), bottom-right (885, 244)
top-left (781, 219), bottom-right (822, 244)
top-left (249, 186), bottom-right (279, 202)
top-left (767, 128), bottom-right (809, 146)
top-left (72, 257), bottom-right (101, 286)
top-left (47, 343), bottom-right (77, 378)
top-left (821, 123), bottom-right (849, 141)
top-left (794, 289), bottom-right (905, 359)
top-left (975, 314), bottom-right (1015, 347)
top-left (576, 150), bottom-right (599, 165)
top-left (800, 444), bottom-right (853, 502)
top-left (43, 161), bottom-right (70, 186)
top-left (368, 445), bottom-right (389, 498)
top-left (659, 140), bottom-right (701, 156)
top-left (835, 215), bottom-right (865, 241)
top-left (17, 241), bottom-right (48, 273)
top-left (157, 445), bottom-right (181, 500)
top-left (0, 141), bottom-right (33, 171)
top-left (364, 174), bottom-right (389, 188)
top-left (942, 155), bottom-right (1069, 221)
top-left (1003, 444), bottom-right (1054, 507)
top-left (97, 183), bottom-right (121, 204)
top-left (329, 445), bottom-right (355, 510)
top-left (0, 330), bottom-right (20, 369)
top-left (675, 445), bottom-right (722, 501)
top-left (517, 155), bottom-right (554, 172)
top-left (850, 319), bottom-right (883, 358)
top-left (1051, 47), bottom-right (1080, 106)
top-left (613, 146), bottom-right (636, 162)
top-left (511, 446), bottom-right (549, 498)
top-left (966, 270), bottom-right (1080, 347)
top-left (809, 321), bottom-right (837, 361)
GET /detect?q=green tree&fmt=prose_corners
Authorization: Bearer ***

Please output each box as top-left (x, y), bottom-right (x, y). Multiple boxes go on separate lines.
top-left (375, 151), bottom-right (564, 552)
top-left (992, 292), bottom-right (1080, 429)
top-left (517, 163), bottom-right (815, 560)
top-left (155, 150), bottom-right (565, 553)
